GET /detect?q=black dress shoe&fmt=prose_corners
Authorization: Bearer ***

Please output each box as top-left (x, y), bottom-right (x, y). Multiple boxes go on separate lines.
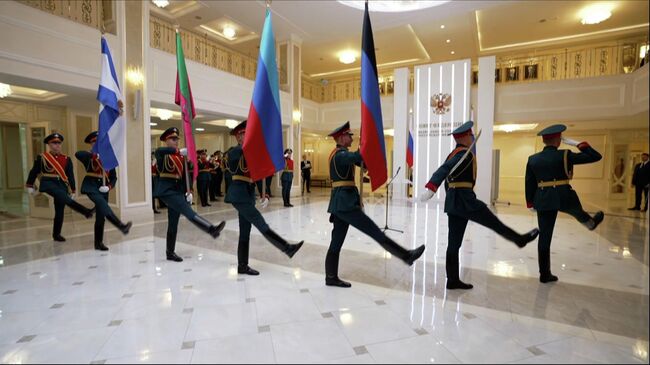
top-left (166, 252), bottom-right (183, 262)
top-left (589, 211), bottom-right (604, 231)
top-left (516, 228), bottom-right (539, 248)
top-left (285, 241), bottom-right (304, 258)
top-left (94, 243), bottom-right (109, 251)
top-left (326, 277), bottom-right (351, 288)
top-left (238, 265), bottom-right (260, 276)
top-left (209, 199), bottom-right (217, 202)
top-left (446, 280), bottom-right (473, 290)
top-left (540, 274), bottom-right (559, 283)
top-left (53, 235), bottom-right (66, 242)
top-left (405, 245), bottom-right (426, 266)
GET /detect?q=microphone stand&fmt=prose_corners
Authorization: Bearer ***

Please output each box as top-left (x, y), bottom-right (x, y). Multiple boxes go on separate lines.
top-left (382, 166), bottom-right (403, 234)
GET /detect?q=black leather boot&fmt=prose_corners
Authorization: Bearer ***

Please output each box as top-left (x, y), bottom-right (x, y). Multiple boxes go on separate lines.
top-left (262, 229), bottom-right (303, 258)
top-left (238, 264), bottom-right (260, 276)
top-left (68, 200), bottom-right (95, 218)
top-left (446, 250), bottom-right (473, 290)
top-left (538, 249), bottom-right (557, 283)
top-left (166, 231), bottom-right (183, 262)
top-left (583, 211), bottom-right (604, 231)
top-left (94, 219), bottom-right (108, 251)
top-left (325, 249), bottom-right (351, 288)
top-left (515, 228), bottom-right (540, 248)
top-left (191, 216), bottom-right (225, 239)
top-left (106, 213), bottom-right (132, 235)
top-left (53, 235), bottom-right (66, 242)
top-left (405, 245), bottom-right (426, 266)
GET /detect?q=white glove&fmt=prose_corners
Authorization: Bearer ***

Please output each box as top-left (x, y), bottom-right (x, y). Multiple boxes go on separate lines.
top-left (27, 187), bottom-right (35, 195)
top-left (179, 148), bottom-right (188, 156)
top-left (259, 197), bottom-right (269, 209)
top-left (419, 189), bottom-right (435, 202)
top-left (561, 137), bottom-right (580, 147)
top-left (99, 186), bottom-right (110, 193)
top-left (96, 153), bottom-right (100, 158)
top-left (69, 193), bottom-right (75, 199)
top-left (186, 193), bottom-right (193, 203)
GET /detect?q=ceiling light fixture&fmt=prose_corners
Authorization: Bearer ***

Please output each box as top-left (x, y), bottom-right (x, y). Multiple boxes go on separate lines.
top-left (223, 26), bottom-right (236, 39)
top-left (440, 24), bottom-right (445, 29)
top-left (156, 109), bottom-right (173, 121)
top-left (450, 51), bottom-right (455, 55)
top-left (152, 0), bottom-right (169, 8)
top-left (225, 119), bottom-right (239, 129)
top-left (337, 1), bottom-right (448, 13)
top-left (126, 66), bottom-right (144, 86)
top-left (0, 83), bottom-right (12, 98)
top-left (338, 50), bottom-right (357, 64)
top-left (150, 122), bottom-right (158, 126)
top-left (580, 3), bottom-right (613, 25)
top-left (494, 123), bottom-right (538, 133)
top-left (195, 128), bottom-right (205, 132)
top-left (446, 39), bottom-right (451, 43)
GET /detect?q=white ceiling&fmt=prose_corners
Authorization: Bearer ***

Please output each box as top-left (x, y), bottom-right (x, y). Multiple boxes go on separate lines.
top-left (152, 0), bottom-right (649, 79)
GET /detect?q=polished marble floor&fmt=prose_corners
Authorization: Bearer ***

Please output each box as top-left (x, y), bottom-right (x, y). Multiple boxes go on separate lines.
top-left (0, 192), bottom-right (648, 364)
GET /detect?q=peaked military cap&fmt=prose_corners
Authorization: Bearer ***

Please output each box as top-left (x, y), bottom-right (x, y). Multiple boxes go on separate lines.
top-left (230, 120), bottom-right (247, 135)
top-left (328, 121), bottom-right (353, 138)
top-left (537, 124), bottom-right (566, 140)
top-left (44, 132), bottom-right (64, 144)
top-left (160, 127), bottom-right (180, 141)
top-left (84, 131), bottom-right (98, 144)
top-left (450, 121), bottom-right (474, 137)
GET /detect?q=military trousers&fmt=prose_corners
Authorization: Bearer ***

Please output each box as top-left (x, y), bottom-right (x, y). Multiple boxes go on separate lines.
top-left (159, 193), bottom-right (198, 253)
top-left (536, 205), bottom-right (591, 276)
top-left (41, 182), bottom-right (92, 238)
top-left (326, 210), bottom-right (410, 278)
top-left (232, 202), bottom-right (271, 266)
top-left (87, 191), bottom-right (110, 245)
top-left (446, 206), bottom-right (523, 281)
top-left (197, 177), bottom-right (210, 206)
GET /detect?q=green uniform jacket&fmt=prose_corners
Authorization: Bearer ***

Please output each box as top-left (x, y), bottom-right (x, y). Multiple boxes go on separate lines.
top-left (426, 144), bottom-right (486, 216)
top-left (26, 153), bottom-right (76, 194)
top-left (75, 151), bottom-right (117, 194)
top-left (153, 147), bottom-right (190, 198)
top-left (224, 145), bottom-right (256, 204)
top-left (197, 159), bottom-right (211, 182)
top-left (327, 146), bottom-right (363, 214)
top-left (525, 143), bottom-right (601, 211)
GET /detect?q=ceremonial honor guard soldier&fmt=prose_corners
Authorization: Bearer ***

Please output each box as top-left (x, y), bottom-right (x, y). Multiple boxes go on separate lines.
top-left (224, 120), bottom-right (303, 276)
top-left (25, 132), bottom-right (95, 242)
top-left (326, 122), bottom-right (425, 288)
top-left (196, 149), bottom-right (212, 207)
top-left (75, 131), bottom-right (132, 251)
top-left (421, 121), bottom-right (539, 290)
top-left (208, 151), bottom-right (223, 201)
top-left (154, 127), bottom-right (226, 262)
top-left (281, 148), bottom-right (294, 207)
top-left (525, 124), bottom-right (604, 283)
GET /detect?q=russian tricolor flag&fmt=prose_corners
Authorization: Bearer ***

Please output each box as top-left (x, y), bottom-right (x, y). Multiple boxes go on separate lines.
top-left (243, 9), bottom-right (284, 182)
top-left (360, 2), bottom-right (387, 191)
top-left (94, 36), bottom-right (125, 171)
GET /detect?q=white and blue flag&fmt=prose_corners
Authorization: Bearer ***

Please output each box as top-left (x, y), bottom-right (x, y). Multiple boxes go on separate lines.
top-left (93, 36), bottom-right (124, 171)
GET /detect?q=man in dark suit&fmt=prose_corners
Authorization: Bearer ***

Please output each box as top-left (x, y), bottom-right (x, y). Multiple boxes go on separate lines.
top-left (301, 154), bottom-right (312, 194)
top-left (629, 153), bottom-right (649, 211)
top-left (326, 121), bottom-right (425, 288)
top-left (526, 124), bottom-right (604, 283)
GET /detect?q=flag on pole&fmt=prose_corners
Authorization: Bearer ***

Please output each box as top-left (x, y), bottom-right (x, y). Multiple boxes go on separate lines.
top-left (175, 31), bottom-right (198, 180)
top-left (407, 129), bottom-right (414, 168)
top-left (243, 8), bottom-right (284, 182)
top-left (360, 1), bottom-right (387, 191)
top-left (94, 36), bottom-right (125, 170)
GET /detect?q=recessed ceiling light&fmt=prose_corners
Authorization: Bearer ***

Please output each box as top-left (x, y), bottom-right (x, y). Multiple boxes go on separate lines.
top-left (446, 39), bottom-right (451, 43)
top-left (195, 128), bottom-right (205, 132)
top-left (152, 0), bottom-right (169, 8)
top-left (156, 109), bottom-right (173, 121)
top-left (580, 3), bottom-right (613, 25)
top-left (440, 25), bottom-right (445, 29)
top-left (150, 122), bottom-right (158, 126)
top-left (450, 51), bottom-right (455, 55)
top-left (338, 50), bottom-right (357, 64)
top-left (223, 26), bottom-right (236, 39)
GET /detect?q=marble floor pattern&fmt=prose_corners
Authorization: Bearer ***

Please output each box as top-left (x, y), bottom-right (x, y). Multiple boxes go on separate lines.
top-left (0, 193), bottom-right (648, 364)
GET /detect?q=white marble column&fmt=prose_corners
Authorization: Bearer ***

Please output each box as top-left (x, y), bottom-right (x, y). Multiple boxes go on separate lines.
top-left (475, 56), bottom-right (496, 203)
top-left (392, 67), bottom-right (409, 199)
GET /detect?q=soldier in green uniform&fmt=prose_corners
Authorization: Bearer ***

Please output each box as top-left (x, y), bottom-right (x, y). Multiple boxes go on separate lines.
top-left (154, 127), bottom-right (226, 262)
top-left (326, 122), bottom-right (425, 288)
top-left (421, 121), bottom-right (539, 290)
top-left (25, 132), bottom-right (95, 242)
top-left (196, 149), bottom-right (212, 207)
top-left (75, 131), bottom-right (132, 251)
top-left (525, 124), bottom-right (604, 283)
top-left (224, 120), bottom-right (303, 276)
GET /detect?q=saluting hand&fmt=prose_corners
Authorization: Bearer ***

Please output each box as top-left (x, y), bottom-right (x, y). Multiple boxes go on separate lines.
top-left (561, 137), bottom-right (580, 147)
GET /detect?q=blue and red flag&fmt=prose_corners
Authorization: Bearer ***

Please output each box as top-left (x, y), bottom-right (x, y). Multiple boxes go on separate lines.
top-left (360, 1), bottom-right (387, 191)
top-left (243, 9), bottom-right (284, 182)
top-left (406, 129), bottom-right (414, 168)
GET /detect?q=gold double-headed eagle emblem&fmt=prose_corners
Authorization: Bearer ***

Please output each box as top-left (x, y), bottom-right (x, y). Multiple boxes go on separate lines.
top-left (430, 93), bottom-right (451, 115)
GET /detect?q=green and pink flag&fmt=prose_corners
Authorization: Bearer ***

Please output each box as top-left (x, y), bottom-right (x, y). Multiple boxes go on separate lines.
top-left (174, 31), bottom-right (198, 180)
